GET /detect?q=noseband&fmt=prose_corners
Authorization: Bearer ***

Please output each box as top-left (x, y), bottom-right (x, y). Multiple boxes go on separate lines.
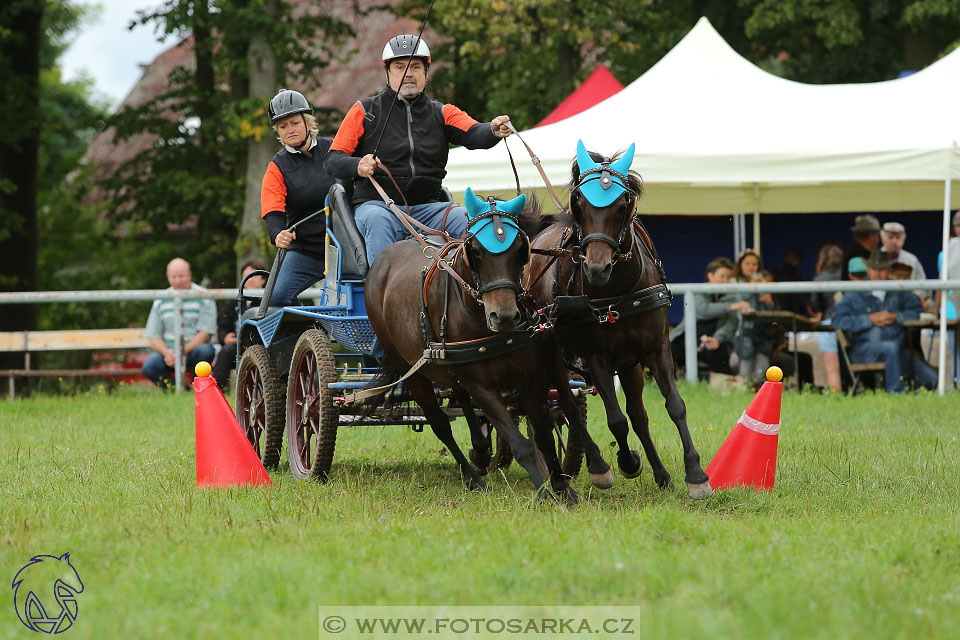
top-left (570, 165), bottom-right (638, 265)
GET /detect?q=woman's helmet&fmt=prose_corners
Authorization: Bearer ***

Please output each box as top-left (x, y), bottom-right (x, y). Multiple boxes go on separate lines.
top-left (268, 89), bottom-right (312, 124)
top-left (381, 34), bottom-right (431, 67)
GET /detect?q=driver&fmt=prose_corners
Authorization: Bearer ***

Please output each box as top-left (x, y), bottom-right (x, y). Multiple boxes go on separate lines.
top-left (260, 88), bottom-right (336, 305)
top-left (324, 34), bottom-right (514, 265)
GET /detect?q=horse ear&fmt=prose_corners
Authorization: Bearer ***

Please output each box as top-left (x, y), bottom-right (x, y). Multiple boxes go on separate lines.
top-left (576, 140), bottom-right (597, 175)
top-left (611, 143), bottom-right (635, 176)
top-left (464, 187), bottom-right (486, 219)
top-left (498, 193), bottom-right (526, 215)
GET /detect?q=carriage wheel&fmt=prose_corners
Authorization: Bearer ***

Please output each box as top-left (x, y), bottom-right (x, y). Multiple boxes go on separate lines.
top-left (235, 345), bottom-right (285, 468)
top-left (286, 329), bottom-right (339, 481)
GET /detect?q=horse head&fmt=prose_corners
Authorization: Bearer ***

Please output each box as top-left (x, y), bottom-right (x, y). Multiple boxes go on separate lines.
top-left (568, 140), bottom-right (642, 286)
top-left (463, 188), bottom-right (531, 332)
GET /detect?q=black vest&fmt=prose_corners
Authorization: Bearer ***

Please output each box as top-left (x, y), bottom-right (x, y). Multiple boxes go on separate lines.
top-left (352, 88), bottom-right (447, 205)
top-left (272, 137), bottom-right (334, 258)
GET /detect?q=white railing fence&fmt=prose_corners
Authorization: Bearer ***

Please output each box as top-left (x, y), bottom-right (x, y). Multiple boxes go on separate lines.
top-left (1, 281), bottom-right (958, 394)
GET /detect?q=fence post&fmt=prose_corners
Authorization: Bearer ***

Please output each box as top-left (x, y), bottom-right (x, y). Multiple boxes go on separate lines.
top-left (684, 294), bottom-right (698, 384)
top-left (173, 295), bottom-right (183, 394)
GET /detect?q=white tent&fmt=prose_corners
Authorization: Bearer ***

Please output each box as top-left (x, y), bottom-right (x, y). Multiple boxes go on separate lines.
top-left (445, 16), bottom-right (960, 217)
top-left (445, 16), bottom-right (960, 392)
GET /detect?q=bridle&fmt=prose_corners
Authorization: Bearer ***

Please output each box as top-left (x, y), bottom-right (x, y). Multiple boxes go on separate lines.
top-left (459, 195), bottom-right (531, 299)
top-left (569, 163), bottom-right (639, 266)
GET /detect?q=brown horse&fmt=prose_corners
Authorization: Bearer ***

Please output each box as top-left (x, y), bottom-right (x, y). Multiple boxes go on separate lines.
top-left (364, 191), bottom-right (614, 503)
top-left (524, 142), bottom-right (712, 499)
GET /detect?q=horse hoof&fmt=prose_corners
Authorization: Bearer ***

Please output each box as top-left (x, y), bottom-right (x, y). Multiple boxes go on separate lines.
top-left (466, 475), bottom-right (489, 492)
top-left (468, 448), bottom-right (490, 476)
top-left (655, 472), bottom-right (673, 490)
top-left (685, 480), bottom-right (713, 500)
top-left (561, 486), bottom-right (580, 506)
top-left (590, 470), bottom-right (615, 490)
top-left (618, 450), bottom-right (643, 479)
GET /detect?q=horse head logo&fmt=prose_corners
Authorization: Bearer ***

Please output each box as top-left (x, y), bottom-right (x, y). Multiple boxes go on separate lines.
top-left (11, 553), bottom-right (84, 634)
top-left (575, 139), bottom-right (635, 207)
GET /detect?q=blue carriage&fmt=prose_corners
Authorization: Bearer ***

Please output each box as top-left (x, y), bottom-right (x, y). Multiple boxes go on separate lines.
top-left (233, 184), bottom-right (587, 481)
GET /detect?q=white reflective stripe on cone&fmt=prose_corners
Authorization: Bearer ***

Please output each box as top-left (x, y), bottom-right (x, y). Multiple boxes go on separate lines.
top-left (739, 411), bottom-right (780, 435)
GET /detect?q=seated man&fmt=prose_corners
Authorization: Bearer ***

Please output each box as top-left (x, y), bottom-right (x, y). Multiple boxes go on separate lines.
top-left (670, 257), bottom-right (750, 375)
top-left (324, 34), bottom-right (513, 265)
top-left (142, 258), bottom-right (217, 390)
top-left (832, 250), bottom-right (937, 392)
top-left (211, 260), bottom-right (267, 391)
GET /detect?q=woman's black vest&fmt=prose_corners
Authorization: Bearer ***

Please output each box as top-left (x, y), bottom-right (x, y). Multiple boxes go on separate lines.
top-left (272, 137), bottom-right (335, 259)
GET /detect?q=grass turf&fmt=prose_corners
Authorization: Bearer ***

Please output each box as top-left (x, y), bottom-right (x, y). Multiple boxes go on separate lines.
top-left (2, 384), bottom-right (959, 639)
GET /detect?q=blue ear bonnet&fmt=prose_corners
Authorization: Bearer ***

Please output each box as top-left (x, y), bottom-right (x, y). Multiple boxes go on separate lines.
top-left (575, 140), bottom-right (635, 207)
top-left (464, 188), bottom-right (526, 254)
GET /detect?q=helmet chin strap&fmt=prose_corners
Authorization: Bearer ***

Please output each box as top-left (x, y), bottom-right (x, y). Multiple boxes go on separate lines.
top-left (295, 114), bottom-right (313, 158)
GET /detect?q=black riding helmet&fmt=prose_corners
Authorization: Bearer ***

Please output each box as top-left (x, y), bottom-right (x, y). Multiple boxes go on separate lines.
top-left (268, 89), bottom-right (312, 124)
top-left (381, 34), bottom-right (431, 68)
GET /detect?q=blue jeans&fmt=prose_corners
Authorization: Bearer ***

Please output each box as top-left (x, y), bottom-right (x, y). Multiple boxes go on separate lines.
top-left (269, 251), bottom-right (325, 307)
top-left (850, 340), bottom-right (938, 393)
top-left (142, 343), bottom-right (216, 390)
top-left (355, 201), bottom-right (467, 265)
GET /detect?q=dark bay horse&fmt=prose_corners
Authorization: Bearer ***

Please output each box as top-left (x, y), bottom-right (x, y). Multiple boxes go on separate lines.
top-left (364, 189), bottom-right (613, 503)
top-left (525, 141), bottom-right (712, 500)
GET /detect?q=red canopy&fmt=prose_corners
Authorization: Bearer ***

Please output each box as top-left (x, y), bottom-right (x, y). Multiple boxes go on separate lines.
top-left (535, 66), bottom-right (624, 127)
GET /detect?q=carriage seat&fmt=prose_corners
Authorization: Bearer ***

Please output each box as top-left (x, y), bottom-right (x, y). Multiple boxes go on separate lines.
top-left (327, 181), bottom-right (454, 279)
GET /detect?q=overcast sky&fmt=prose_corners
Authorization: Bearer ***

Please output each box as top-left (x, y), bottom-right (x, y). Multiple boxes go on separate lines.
top-left (62, 1), bottom-right (173, 110)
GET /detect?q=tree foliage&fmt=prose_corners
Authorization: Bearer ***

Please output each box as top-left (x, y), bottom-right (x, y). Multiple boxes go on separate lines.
top-left (99, 0), bottom-right (353, 289)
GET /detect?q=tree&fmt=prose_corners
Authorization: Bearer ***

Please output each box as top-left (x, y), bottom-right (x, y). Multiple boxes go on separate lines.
top-left (100, 0), bottom-right (354, 288)
top-left (0, 1), bottom-right (44, 338)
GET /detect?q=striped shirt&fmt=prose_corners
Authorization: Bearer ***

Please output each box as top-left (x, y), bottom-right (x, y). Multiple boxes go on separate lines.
top-left (145, 284), bottom-right (218, 349)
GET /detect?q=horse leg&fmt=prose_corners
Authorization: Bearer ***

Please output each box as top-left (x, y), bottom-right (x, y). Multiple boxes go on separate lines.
top-left (619, 362), bottom-right (673, 490)
top-left (547, 358), bottom-right (613, 489)
top-left (452, 388), bottom-right (492, 474)
top-left (521, 387), bottom-right (579, 505)
top-left (647, 342), bottom-right (712, 500)
top-left (468, 386), bottom-right (553, 501)
top-left (405, 375), bottom-right (488, 492)
top-left (587, 354), bottom-right (643, 478)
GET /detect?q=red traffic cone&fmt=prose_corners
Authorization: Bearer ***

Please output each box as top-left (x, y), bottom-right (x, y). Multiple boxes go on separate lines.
top-left (193, 361), bottom-right (272, 488)
top-left (705, 366), bottom-right (783, 491)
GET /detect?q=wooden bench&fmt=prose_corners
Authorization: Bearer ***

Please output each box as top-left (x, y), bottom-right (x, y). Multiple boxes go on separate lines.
top-left (0, 328), bottom-right (150, 400)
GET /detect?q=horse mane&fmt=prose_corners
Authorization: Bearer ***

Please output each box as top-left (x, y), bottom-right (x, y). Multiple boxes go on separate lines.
top-left (518, 191), bottom-right (544, 238)
top-left (568, 146), bottom-right (644, 199)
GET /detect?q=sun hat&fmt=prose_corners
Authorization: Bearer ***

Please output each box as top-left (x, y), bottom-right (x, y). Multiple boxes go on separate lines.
top-left (850, 214), bottom-right (881, 234)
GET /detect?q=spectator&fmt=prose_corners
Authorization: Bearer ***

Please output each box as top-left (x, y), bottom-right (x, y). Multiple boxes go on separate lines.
top-left (211, 260), bottom-right (267, 391)
top-left (934, 210), bottom-right (960, 384)
top-left (142, 258), bottom-right (217, 390)
top-left (770, 247), bottom-right (808, 315)
top-left (325, 34), bottom-right (513, 265)
top-left (880, 222), bottom-right (931, 309)
top-left (832, 250), bottom-right (937, 393)
top-left (809, 242), bottom-right (845, 392)
top-left (889, 263), bottom-right (912, 280)
top-left (261, 89), bottom-right (336, 307)
top-left (714, 249), bottom-right (773, 382)
top-left (841, 214), bottom-right (880, 280)
top-left (670, 257), bottom-right (749, 375)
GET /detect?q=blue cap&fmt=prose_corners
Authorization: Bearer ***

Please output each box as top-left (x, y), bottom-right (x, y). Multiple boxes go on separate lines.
top-left (848, 256), bottom-right (868, 274)
top-left (463, 188), bottom-right (525, 254)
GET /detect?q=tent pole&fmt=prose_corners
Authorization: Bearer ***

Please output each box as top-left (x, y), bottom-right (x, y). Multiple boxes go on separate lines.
top-left (752, 183), bottom-right (761, 251)
top-left (732, 214), bottom-right (739, 258)
top-left (938, 176), bottom-right (952, 395)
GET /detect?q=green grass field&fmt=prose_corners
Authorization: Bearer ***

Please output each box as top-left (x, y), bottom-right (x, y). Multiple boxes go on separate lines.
top-left (2, 384), bottom-right (959, 639)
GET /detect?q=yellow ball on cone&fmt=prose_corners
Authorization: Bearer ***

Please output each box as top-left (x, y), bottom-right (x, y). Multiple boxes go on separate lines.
top-left (195, 361), bottom-right (212, 377)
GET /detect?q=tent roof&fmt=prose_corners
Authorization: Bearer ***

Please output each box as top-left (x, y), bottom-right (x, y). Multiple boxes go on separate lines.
top-left (535, 65), bottom-right (624, 127)
top-left (446, 17), bottom-right (960, 214)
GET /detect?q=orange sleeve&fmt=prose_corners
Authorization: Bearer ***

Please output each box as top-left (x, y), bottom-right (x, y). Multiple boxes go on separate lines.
top-left (442, 104), bottom-right (480, 132)
top-left (260, 161), bottom-right (286, 218)
top-left (329, 102), bottom-right (366, 154)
